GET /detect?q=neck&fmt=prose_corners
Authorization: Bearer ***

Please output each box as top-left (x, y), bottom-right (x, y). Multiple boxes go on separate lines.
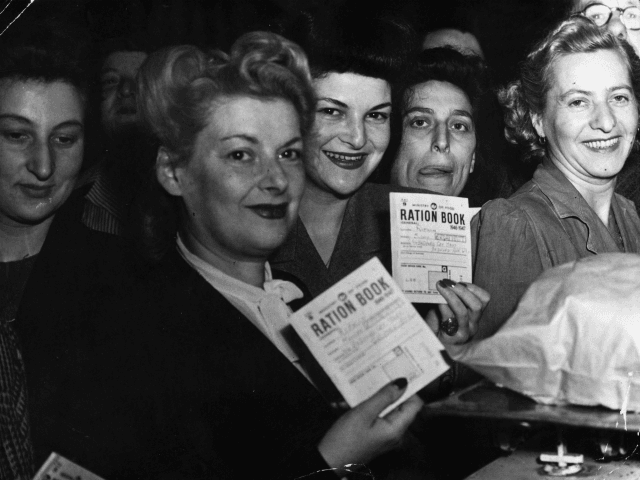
top-left (298, 181), bottom-right (351, 265)
top-left (180, 228), bottom-right (266, 288)
top-left (550, 157), bottom-right (616, 226)
top-left (0, 216), bottom-right (53, 262)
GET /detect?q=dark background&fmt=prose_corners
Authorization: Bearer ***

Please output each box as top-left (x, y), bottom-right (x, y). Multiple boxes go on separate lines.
top-left (5, 0), bottom-right (571, 88)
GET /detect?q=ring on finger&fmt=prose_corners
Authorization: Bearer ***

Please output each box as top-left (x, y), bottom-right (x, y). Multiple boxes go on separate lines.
top-left (440, 316), bottom-right (459, 336)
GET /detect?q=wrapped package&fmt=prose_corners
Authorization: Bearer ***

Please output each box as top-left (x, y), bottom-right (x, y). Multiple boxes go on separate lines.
top-left (451, 253), bottom-right (640, 411)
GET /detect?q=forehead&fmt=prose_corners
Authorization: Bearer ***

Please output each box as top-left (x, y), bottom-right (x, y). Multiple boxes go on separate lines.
top-left (201, 96), bottom-right (300, 142)
top-left (409, 80), bottom-right (472, 112)
top-left (313, 72), bottom-right (390, 105)
top-left (102, 51), bottom-right (147, 75)
top-left (548, 50), bottom-right (631, 92)
top-left (0, 79), bottom-right (84, 122)
top-left (574, 0), bottom-right (640, 11)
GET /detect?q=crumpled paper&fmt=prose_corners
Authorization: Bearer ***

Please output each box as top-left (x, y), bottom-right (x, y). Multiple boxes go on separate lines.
top-left (451, 253), bottom-right (640, 411)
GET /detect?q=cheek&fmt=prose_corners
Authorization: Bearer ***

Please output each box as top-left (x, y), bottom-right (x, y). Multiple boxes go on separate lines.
top-left (368, 124), bottom-right (391, 151)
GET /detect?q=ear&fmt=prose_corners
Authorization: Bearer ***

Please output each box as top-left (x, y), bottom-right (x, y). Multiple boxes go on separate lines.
top-left (470, 151), bottom-right (476, 174)
top-left (531, 113), bottom-right (546, 140)
top-left (155, 146), bottom-right (183, 197)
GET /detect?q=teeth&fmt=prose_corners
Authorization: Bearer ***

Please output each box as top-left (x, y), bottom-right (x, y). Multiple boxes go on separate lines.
top-left (324, 151), bottom-right (366, 162)
top-left (584, 138), bottom-right (619, 149)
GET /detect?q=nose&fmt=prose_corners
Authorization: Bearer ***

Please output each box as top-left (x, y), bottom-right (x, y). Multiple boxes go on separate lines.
top-left (259, 157), bottom-right (289, 193)
top-left (431, 123), bottom-right (450, 153)
top-left (117, 77), bottom-right (136, 98)
top-left (339, 115), bottom-right (367, 149)
top-left (27, 142), bottom-right (55, 181)
top-left (590, 101), bottom-right (617, 132)
top-left (607, 10), bottom-right (628, 40)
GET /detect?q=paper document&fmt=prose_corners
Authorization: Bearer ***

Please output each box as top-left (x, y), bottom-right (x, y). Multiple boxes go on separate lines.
top-left (33, 452), bottom-right (106, 480)
top-left (390, 192), bottom-right (473, 303)
top-left (290, 257), bottom-right (448, 417)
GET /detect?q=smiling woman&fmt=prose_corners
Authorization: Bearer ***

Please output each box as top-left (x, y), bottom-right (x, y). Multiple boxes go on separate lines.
top-left (472, 16), bottom-right (640, 339)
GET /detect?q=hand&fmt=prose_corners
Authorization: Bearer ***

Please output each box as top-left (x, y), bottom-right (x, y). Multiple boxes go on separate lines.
top-left (318, 379), bottom-right (423, 470)
top-left (424, 281), bottom-right (490, 345)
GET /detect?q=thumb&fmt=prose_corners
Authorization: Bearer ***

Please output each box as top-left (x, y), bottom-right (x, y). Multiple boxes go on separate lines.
top-left (358, 378), bottom-right (408, 418)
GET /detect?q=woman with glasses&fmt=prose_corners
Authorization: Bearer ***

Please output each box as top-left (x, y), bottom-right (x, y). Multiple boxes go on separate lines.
top-left (472, 16), bottom-right (640, 339)
top-left (572, 0), bottom-right (640, 55)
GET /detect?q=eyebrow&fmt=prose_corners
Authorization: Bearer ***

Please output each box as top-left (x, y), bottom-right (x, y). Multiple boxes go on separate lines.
top-left (219, 134), bottom-right (302, 147)
top-left (403, 106), bottom-right (473, 118)
top-left (0, 114), bottom-right (84, 129)
top-left (279, 136), bottom-right (303, 149)
top-left (317, 98), bottom-right (392, 111)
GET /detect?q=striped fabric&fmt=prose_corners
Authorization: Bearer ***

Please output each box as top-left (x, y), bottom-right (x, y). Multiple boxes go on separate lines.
top-left (81, 167), bottom-right (127, 236)
top-left (0, 321), bottom-right (34, 479)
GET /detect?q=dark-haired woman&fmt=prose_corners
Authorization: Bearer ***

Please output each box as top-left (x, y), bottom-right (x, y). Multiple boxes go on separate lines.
top-left (273, 9), bottom-right (489, 347)
top-left (473, 17), bottom-right (640, 339)
top-left (391, 47), bottom-right (488, 199)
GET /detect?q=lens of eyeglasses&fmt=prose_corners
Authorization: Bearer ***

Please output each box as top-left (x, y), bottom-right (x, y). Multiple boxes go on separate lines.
top-left (622, 7), bottom-right (640, 30)
top-left (583, 4), bottom-right (613, 27)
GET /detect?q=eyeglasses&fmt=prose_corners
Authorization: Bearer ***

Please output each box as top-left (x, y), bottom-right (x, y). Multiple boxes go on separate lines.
top-left (580, 3), bottom-right (640, 31)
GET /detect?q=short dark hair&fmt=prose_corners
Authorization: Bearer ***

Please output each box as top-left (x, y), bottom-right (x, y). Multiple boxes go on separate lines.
top-left (280, 6), bottom-right (417, 82)
top-left (396, 47), bottom-right (489, 126)
top-left (0, 19), bottom-right (91, 102)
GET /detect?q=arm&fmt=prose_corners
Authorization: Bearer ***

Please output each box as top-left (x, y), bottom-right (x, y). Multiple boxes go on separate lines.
top-left (471, 200), bottom-right (545, 339)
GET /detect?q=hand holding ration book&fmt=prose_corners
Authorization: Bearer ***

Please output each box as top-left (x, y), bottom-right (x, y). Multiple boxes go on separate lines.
top-left (290, 257), bottom-right (449, 416)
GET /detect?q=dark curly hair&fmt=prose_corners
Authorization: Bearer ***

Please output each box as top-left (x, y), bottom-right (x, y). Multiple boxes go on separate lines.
top-left (395, 47), bottom-right (489, 126)
top-left (498, 16), bottom-right (640, 163)
top-left (280, 6), bottom-right (417, 83)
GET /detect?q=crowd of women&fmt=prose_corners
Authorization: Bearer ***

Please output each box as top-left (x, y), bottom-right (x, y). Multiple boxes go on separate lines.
top-left (2, 0), bottom-right (640, 478)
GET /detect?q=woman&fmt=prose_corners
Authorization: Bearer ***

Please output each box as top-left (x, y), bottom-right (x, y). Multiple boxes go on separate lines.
top-left (391, 47), bottom-right (488, 198)
top-left (0, 21), bottom-right (90, 479)
top-left (273, 9), bottom-right (489, 347)
top-left (473, 16), bottom-right (640, 339)
top-left (134, 33), bottom-right (425, 479)
top-left (571, 0), bottom-right (640, 219)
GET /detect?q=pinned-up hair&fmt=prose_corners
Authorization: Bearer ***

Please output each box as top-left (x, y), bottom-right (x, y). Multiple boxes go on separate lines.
top-left (498, 16), bottom-right (640, 162)
top-left (137, 31), bottom-right (315, 164)
top-left (280, 7), bottom-right (417, 82)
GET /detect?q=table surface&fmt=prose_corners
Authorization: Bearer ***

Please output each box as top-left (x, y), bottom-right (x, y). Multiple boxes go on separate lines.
top-left (422, 380), bottom-right (640, 432)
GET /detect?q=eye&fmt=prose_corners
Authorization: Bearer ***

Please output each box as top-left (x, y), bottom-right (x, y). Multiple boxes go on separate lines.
top-left (568, 98), bottom-right (587, 108)
top-left (409, 118), bottom-right (430, 128)
top-left (317, 107), bottom-right (342, 117)
top-left (613, 94), bottom-right (630, 104)
top-left (228, 150), bottom-right (251, 161)
top-left (279, 149), bottom-right (302, 161)
top-left (101, 75), bottom-right (119, 88)
top-left (2, 130), bottom-right (30, 144)
top-left (367, 111), bottom-right (389, 122)
top-left (451, 121), bottom-right (471, 132)
top-left (52, 134), bottom-right (80, 147)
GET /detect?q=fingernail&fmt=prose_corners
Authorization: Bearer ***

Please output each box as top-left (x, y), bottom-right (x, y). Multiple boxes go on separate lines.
top-left (438, 279), bottom-right (456, 288)
top-left (458, 282), bottom-right (468, 287)
top-left (392, 378), bottom-right (408, 389)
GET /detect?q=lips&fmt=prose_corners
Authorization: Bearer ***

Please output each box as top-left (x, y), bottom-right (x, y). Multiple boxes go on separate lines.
top-left (323, 150), bottom-right (367, 170)
top-left (19, 184), bottom-right (54, 199)
top-left (418, 166), bottom-right (454, 177)
top-left (116, 105), bottom-right (137, 115)
top-left (583, 137), bottom-right (620, 151)
top-left (248, 203), bottom-right (288, 219)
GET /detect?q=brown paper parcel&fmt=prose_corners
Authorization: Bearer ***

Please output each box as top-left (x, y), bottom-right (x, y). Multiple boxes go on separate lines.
top-left (451, 253), bottom-right (640, 411)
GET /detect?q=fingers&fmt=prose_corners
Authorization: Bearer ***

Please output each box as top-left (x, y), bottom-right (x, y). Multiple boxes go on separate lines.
top-left (383, 394), bottom-right (423, 429)
top-left (358, 378), bottom-right (408, 418)
top-left (436, 281), bottom-right (483, 316)
top-left (433, 281), bottom-right (490, 344)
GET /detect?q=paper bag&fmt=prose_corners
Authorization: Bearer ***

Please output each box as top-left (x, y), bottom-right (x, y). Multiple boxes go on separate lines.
top-left (452, 253), bottom-right (640, 411)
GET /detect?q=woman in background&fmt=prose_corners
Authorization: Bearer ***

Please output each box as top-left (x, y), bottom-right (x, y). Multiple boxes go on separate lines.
top-left (391, 47), bottom-right (488, 199)
top-left (473, 16), bottom-right (640, 339)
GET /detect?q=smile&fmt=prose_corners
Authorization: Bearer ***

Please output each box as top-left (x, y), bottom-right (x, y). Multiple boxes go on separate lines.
top-left (248, 203), bottom-right (288, 219)
top-left (323, 150), bottom-right (367, 170)
top-left (583, 137), bottom-right (620, 150)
